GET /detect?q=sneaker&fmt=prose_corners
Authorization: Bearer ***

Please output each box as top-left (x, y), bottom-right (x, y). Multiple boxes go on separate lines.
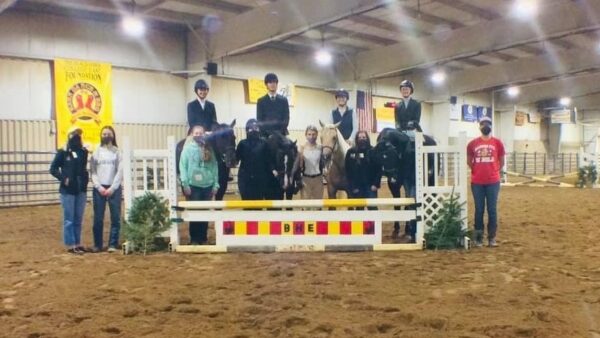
top-left (474, 240), bottom-right (484, 248)
top-left (68, 248), bottom-right (84, 255)
top-left (107, 247), bottom-right (117, 253)
top-left (76, 246), bottom-right (88, 253)
top-left (488, 239), bottom-right (498, 247)
top-left (391, 229), bottom-right (399, 239)
top-left (90, 247), bottom-right (102, 253)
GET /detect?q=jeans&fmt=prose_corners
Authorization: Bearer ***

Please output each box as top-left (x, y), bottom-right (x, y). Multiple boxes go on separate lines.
top-left (471, 182), bottom-right (500, 241)
top-left (92, 186), bottom-right (122, 249)
top-left (60, 192), bottom-right (87, 247)
top-left (189, 186), bottom-right (213, 244)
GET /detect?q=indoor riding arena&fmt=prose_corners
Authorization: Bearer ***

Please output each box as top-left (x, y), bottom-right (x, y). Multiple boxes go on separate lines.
top-left (1, 1), bottom-right (600, 338)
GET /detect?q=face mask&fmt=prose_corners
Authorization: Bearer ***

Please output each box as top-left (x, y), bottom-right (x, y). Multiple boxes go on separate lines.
top-left (69, 134), bottom-right (82, 149)
top-left (481, 126), bottom-right (492, 136)
top-left (101, 136), bottom-right (113, 145)
top-left (357, 139), bottom-right (369, 148)
top-left (193, 136), bottom-right (205, 144)
top-left (306, 136), bottom-right (317, 144)
top-left (247, 130), bottom-right (259, 139)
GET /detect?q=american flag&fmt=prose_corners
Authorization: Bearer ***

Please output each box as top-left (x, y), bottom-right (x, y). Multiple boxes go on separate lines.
top-left (356, 89), bottom-right (374, 132)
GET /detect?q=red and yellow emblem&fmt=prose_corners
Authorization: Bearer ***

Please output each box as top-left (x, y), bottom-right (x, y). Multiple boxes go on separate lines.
top-left (66, 82), bottom-right (103, 124)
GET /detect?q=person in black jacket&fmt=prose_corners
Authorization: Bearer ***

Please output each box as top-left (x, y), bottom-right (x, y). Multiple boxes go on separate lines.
top-left (395, 80), bottom-right (422, 132)
top-left (345, 131), bottom-right (382, 208)
top-left (49, 126), bottom-right (89, 254)
top-left (256, 73), bottom-right (290, 138)
top-left (187, 79), bottom-right (217, 131)
top-left (236, 119), bottom-right (275, 200)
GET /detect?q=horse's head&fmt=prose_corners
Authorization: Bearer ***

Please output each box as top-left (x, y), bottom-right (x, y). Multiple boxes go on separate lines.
top-left (208, 119), bottom-right (237, 168)
top-left (319, 120), bottom-right (342, 174)
top-left (373, 128), bottom-right (409, 183)
top-left (268, 133), bottom-right (299, 191)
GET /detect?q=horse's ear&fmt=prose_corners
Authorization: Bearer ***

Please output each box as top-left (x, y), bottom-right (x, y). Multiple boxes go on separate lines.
top-left (319, 120), bottom-right (325, 128)
top-left (230, 119), bottom-right (236, 128)
top-left (333, 121), bottom-right (342, 128)
top-left (292, 140), bottom-right (297, 146)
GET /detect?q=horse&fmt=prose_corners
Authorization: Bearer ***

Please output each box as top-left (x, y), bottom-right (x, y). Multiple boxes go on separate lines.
top-left (265, 131), bottom-right (301, 200)
top-left (319, 120), bottom-right (350, 199)
top-left (206, 119), bottom-right (237, 201)
top-left (372, 128), bottom-right (437, 187)
top-left (371, 128), bottom-right (437, 240)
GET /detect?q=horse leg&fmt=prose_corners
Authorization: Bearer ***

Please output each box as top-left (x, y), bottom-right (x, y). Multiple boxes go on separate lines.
top-left (215, 164), bottom-right (228, 201)
top-left (388, 179), bottom-right (401, 239)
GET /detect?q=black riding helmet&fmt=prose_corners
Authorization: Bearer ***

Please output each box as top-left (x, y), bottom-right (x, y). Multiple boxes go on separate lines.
top-left (245, 118), bottom-right (259, 132)
top-left (264, 73), bottom-right (279, 84)
top-left (399, 80), bottom-right (414, 94)
top-left (194, 79), bottom-right (209, 92)
top-left (334, 89), bottom-right (349, 99)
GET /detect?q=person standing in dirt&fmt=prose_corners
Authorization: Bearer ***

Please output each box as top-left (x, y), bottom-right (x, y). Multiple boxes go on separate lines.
top-left (467, 116), bottom-right (505, 247)
top-left (179, 125), bottom-right (219, 245)
top-left (50, 126), bottom-right (89, 254)
top-left (90, 126), bottom-right (123, 253)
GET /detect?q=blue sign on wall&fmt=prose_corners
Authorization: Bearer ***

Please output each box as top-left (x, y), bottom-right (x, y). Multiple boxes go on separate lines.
top-left (462, 104), bottom-right (477, 122)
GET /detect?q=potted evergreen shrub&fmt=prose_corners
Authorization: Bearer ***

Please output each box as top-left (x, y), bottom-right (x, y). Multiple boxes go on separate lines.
top-left (123, 192), bottom-right (171, 255)
top-left (424, 190), bottom-right (469, 250)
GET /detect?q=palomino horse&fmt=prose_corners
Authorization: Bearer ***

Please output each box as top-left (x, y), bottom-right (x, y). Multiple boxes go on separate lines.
top-left (319, 120), bottom-right (350, 199)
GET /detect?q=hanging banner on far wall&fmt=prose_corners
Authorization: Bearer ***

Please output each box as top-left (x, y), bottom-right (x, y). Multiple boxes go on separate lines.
top-left (515, 111), bottom-right (526, 126)
top-left (461, 104), bottom-right (477, 122)
top-left (550, 109), bottom-right (575, 124)
top-left (375, 107), bottom-right (395, 132)
top-left (54, 58), bottom-right (113, 150)
top-left (528, 111), bottom-right (541, 123)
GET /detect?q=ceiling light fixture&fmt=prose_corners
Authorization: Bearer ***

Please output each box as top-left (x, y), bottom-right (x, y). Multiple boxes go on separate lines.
top-left (507, 86), bottom-right (520, 97)
top-left (121, 1), bottom-right (145, 37)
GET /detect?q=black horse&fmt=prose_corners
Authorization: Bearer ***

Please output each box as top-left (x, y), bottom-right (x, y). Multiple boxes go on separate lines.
top-left (372, 128), bottom-right (437, 240)
top-left (265, 132), bottom-right (302, 200)
top-left (206, 120), bottom-right (237, 200)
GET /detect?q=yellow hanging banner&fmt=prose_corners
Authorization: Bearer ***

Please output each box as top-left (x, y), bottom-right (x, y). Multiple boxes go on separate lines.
top-left (54, 59), bottom-right (113, 150)
top-left (247, 78), bottom-right (267, 104)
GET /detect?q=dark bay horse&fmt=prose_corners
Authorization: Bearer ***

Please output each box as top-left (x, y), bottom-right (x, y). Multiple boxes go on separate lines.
top-left (265, 132), bottom-right (301, 200)
top-left (206, 120), bottom-right (237, 200)
top-left (372, 128), bottom-right (437, 239)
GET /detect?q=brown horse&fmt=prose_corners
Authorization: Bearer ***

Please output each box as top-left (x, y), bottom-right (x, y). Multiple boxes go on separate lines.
top-left (319, 120), bottom-right (350, 199)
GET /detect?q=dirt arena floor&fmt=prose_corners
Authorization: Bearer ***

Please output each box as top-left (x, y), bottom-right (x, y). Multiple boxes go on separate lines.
top-left (1, 186), bottom-right (599, 338)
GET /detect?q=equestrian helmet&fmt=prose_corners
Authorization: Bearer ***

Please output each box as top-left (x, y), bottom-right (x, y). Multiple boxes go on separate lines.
top-left (399, 80), bottom-right (414, 94)
top-left (194, 79), bottom-right (209, 91)
top-left (334, 89), bottom-right (349, 99)
top-left (245, 118), bottom-right (259, 131)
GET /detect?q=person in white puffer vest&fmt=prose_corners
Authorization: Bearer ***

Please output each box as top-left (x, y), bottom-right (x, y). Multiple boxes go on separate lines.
top-left (90, 126), bottom-right (123, 253)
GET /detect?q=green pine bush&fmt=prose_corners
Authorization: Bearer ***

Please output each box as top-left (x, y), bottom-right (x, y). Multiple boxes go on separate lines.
top-left (123, 192), bottom-right (171, 255)
top-left (424, 191), bottom-right (468, 250)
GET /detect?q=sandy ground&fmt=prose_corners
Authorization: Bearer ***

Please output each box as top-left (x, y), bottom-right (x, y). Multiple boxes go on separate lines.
top-left (1, 186), bottom-right (600, 338)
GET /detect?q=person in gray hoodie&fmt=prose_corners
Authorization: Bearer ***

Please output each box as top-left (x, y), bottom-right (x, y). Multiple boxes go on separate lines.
top-left (90, 126), bottom-right (123, 252)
